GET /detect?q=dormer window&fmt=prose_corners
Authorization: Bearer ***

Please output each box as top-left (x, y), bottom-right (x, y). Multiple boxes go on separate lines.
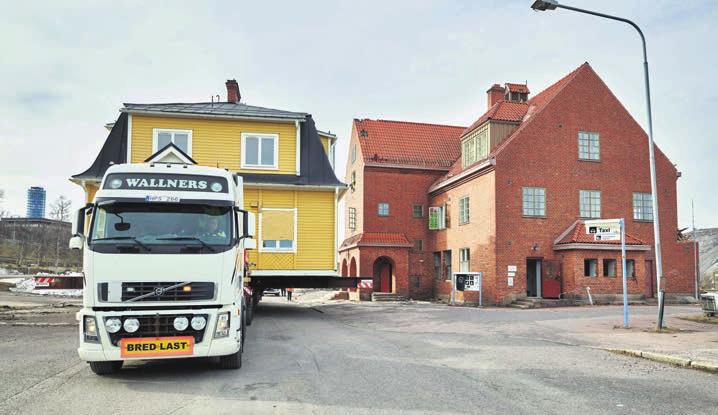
top-left (504, 83), bottom-right (530, 102)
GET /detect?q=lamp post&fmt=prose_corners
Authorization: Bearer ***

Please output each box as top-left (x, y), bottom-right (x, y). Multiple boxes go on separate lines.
top-left (531, 0), bottom-right (665, 329)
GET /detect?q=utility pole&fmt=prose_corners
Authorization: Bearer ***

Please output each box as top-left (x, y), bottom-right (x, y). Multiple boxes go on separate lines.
top-left (692, 200), bottom-right (699, 298)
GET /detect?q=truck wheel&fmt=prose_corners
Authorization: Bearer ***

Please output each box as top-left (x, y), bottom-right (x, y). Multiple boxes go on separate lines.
top-left (246, 298), bottom-right (254, 326)
top-left (219, 344), bottom-right (242, 370)
top-left (89, 361), bottom-right (123, 375)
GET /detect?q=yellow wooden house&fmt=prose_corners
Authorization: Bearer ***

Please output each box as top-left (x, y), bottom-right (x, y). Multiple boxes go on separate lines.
top-left (71, 80), bottom-right (344, 278)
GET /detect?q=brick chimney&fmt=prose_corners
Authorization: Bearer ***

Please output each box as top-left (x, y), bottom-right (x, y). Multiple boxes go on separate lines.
top-left (225, 79), bottom-right (241, 103)
top-left (487, 84), bottom-right (505, 108)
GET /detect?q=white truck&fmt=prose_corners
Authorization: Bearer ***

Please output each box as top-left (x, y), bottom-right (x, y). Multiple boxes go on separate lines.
top-left (70, 163), bottom-right (255, 375)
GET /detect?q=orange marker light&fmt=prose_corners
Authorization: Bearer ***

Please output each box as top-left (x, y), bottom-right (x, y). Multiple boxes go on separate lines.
top-left (183, 285), bottom-right (192, 292)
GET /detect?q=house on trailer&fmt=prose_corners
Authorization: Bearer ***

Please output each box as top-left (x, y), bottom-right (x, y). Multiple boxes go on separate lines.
top-left (71, 79), bottom-right (344, 283)
top-left (341, 62), bottom-right (695, 305)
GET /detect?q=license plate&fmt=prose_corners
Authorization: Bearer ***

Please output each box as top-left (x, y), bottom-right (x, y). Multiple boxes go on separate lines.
top-left (120, 336), bottom-right (194, 358)
top-left (145, 195), bottom-right (180, 203)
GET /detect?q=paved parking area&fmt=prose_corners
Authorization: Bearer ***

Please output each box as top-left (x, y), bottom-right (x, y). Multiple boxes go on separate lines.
top-left (1, 297), bottom-right (716, 414)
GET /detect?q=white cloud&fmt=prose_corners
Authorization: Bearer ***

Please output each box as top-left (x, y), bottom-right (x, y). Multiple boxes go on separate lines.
top-left (0, 0), bottom-right (716, 227)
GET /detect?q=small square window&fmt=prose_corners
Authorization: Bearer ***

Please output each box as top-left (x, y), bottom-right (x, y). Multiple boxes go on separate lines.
top-left (378, 203), bottom-right (389, 216)
top-left (584, 259), bottom-right (598, 277)
top-left (603, 259), bottom-right (616, 277)
top-left (522, 187), bottom-right (546, 217)
top-left (579, 190), bottom-right (601, 218)
top-left (633, 192), bottom-right (653, 221)
top-left (413, 204), bottom-right (424, 218)
top-left (242, 133), bottom-right (278, 169)
top-left (578, 132), bottom-right (600, 161)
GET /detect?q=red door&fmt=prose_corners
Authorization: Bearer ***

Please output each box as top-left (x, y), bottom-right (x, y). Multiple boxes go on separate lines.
top-left (379, 261), bottom-right (392, 292)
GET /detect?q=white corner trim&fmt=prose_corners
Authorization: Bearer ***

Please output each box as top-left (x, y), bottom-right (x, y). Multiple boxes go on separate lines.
top-left (295, 120), bottom-right (301, 176)
top-left (240, 132), bottom-right (280, 170)
top-left (258, 207), bottom-right (298, 253)
top-left (152, 128), bottom-right (193, 156)
top-left (126, 114), bottom-right (133, 163)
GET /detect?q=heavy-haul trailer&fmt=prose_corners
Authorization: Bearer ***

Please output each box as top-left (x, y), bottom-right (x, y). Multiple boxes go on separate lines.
top-left (70, 163), bottom-right (256, 375)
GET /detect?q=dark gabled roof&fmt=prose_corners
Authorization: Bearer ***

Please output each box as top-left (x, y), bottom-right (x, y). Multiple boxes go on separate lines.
top-left (144, 142), bottom-right (197, 164)
top-left (71, 111), bottom-right (343, 188)
top-left (122, 102), bottom-right (307, 121)
top-left (72, 112), bottom-right (128, 181)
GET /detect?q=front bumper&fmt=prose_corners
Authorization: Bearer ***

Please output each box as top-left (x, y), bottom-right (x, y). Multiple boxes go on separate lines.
top-left (77, 306), bottom-right (241, 362)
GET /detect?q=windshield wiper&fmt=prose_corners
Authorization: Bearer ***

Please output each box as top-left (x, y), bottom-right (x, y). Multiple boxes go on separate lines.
top-left (156, 237), bottom-right (216, 252)
top-left (91, 236), bottom-right (151, 252)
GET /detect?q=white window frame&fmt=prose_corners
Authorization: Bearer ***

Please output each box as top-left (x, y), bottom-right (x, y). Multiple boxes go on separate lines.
top-left (152, 128), bottom-right (193, 156)
top-left (378, 202), bottom-right (390, 217)
top-left (579, 190), bottom-right (601, 219)
top-left (348, 207), bottom-right (356, 230)
top-left (578, 131), bottom-right (600, 161)
top-left (459, 248), bottom-right (470, 272)
top-left (258, 207), bottom-right (297, 253)
top-left (459, 197), bottom-right (470, 225)
top-left (522, 187), bottom-right (546, 217)
top-left (241, 133), bottom-right (279, 170)
top-left (632, 192), bottom-right (653, 221)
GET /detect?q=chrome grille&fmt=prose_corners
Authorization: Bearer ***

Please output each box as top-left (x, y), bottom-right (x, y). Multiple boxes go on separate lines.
top-left (98, 281), bottom-right (215, 302)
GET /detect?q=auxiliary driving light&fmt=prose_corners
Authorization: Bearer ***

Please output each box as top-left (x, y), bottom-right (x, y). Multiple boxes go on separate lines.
top-left (173, 316), bottom-right (189, 331)
top-left (105, 318), bottom-right (122, 334)
top-left (191, 316), bottom-right (207, 330)
top-left (123, 318), bottom-right (140, 333)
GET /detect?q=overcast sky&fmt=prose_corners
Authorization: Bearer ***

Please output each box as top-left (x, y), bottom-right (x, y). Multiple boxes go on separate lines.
top-left (1, 0), bottom-right (716, 228)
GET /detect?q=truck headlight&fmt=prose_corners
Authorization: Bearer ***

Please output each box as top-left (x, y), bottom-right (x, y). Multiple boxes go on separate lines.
top-left (214, 312), bottom-right (230, 338)
top-left (123, 318), bottom-right (140, 333)
top-left (105, 318), bottom-right (122, 334)
top-left (84, 316), bottom-right (99, 343)
top-left (173, 316), bottom-right (189, 331)
top-left (191, 316), bottom-right (207, 330)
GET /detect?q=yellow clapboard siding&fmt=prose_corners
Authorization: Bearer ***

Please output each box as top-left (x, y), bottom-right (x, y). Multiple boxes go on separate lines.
top-left (243, 187), bottom-right (335, 271)
top-left (130, 115), bottom-right (297, 175)
top-left (320, 136), bottom-right (330, 155)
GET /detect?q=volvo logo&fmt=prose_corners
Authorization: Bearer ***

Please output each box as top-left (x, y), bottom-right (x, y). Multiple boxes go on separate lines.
top-left (153, 287), bottom-right (166, 297)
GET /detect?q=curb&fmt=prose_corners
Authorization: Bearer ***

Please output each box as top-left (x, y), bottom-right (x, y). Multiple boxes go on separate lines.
top-left (606, 348), bottom-right (718, 373)
top-left (0, 321), bottom-right (76, 327)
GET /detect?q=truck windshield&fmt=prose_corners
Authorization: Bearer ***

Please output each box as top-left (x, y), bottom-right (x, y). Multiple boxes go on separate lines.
top-left (89, 203), bottom-right (232, 249)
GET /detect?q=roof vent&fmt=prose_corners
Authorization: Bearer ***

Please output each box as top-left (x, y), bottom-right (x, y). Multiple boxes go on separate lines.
top-left (359, 129), bottom-right (369, 138)
top-left (504, 83), bottom-right (529, 103)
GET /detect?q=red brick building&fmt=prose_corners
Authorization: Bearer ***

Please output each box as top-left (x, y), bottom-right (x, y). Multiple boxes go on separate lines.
top-left (339, 63), bottom-right (694, 304)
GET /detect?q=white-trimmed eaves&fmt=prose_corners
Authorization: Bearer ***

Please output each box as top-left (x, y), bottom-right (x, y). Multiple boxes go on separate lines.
top-left (428, 158), bottom-right (495, 193)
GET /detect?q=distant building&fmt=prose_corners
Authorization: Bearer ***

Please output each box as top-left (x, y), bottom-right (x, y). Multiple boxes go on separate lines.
top-left (26, 187), bottom-right (46, 218)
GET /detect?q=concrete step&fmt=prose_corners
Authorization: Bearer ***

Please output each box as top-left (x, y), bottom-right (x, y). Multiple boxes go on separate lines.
top-left (371, 293), bottom-right (406, 302)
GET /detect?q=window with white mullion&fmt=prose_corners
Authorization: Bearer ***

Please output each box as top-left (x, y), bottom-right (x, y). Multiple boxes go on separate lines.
top-left (633, 192), bottom-right (653, 221)
top-left (522, 187), bottom-right (546, 217)
top-left (242, 133), bottom-right (278, 169)
top-left (579, 190), bottom-right (601, 218)
top-left (578, 131), bottom-right (600, 160)
top-left (153, 129), bottom-right (192, 155)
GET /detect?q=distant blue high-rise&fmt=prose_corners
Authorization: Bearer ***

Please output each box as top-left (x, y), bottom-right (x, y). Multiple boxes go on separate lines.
top-left (26, 187), bottom-right (46, 218)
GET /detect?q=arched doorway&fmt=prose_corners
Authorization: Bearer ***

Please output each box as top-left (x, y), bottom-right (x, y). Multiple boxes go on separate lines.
top-left (373, 256), bottom-right (394, 293)
top-left (341, 259), bottom-right (348, 277)
top-left (349, 257), bottom-right (357, 277)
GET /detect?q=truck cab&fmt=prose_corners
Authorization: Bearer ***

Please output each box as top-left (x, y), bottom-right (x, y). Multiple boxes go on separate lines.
top-left (70, 163), bottom-right (255, 375)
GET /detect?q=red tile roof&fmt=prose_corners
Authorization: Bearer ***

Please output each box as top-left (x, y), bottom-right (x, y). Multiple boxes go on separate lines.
top-left (461, 101), bottom-right (529, 137)
top-left (505, 83), bottom-right (530, 94)
top-left (555, 221), bottom-right (648, 246)
top-left (339, 232), bottom-right (413, 250)
top-left (354, 119), bottom-right (466, 169)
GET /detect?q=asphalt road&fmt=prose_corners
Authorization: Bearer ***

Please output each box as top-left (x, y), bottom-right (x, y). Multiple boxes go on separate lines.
top-left (1, 298), bottom-right (716, 415)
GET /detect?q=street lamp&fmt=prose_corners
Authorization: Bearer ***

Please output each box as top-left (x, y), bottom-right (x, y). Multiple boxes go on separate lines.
top-left (531, 0), bottom-right (666, 329)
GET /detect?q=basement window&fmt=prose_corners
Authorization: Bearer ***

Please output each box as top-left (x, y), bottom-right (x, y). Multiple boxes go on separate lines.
top-left (584, 259), bottom-right (598, 277)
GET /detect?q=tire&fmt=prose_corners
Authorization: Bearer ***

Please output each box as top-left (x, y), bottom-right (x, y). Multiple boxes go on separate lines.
top-left (219, 314), bottom-right (245, 370)
top-left (89, 360), bottom-right (123, 375)
top-left (246, 297), bottom-right (254, 326)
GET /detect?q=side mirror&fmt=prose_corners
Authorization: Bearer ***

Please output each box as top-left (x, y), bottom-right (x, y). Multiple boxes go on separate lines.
top-left (72, 204), bottom-right (91, 236)
top-left (244, 211), bottom-right (256, 239)
top-left (243, 239), bottom-right (257, 250)
top-left (69, 235), bottom-right (84, 250)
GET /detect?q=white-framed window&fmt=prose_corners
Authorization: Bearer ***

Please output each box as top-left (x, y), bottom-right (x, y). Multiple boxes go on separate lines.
top-left (429, 205), bottom-right (447, 230)
top-left (241, 133), bottom-right (278, 169)
top-left (459, 197), bottom-right (470, 225)
top-left (578, 131), bottom-right (600, 161)
top-left (522, 187), bottom-right (546, 217)
top-left (153, 129), bottom-right (192, 155)
top-left (348, 207), bottom-right (356, 230)
top-left (259, 208), bottom-right (296, 252)
top-left (461, 128), bottom-right (489, 168)
top-left (459, 248), bottom-right (470, 272)
top-left (579, 190), bottom-right (601, 218)
top-left (633, 192), bottom-right (653, 221)
top-left (463, 138), bottom-right (475, 167)
top-left (378, 203), bottom-right (389, 216)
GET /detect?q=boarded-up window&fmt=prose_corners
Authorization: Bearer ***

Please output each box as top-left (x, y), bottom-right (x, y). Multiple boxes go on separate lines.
top-left (261, 209), bottom-right (295, 250)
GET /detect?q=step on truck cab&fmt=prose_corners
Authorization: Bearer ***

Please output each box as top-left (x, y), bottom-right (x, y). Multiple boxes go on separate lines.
top-left (70, 163), bottom-right (256, 375)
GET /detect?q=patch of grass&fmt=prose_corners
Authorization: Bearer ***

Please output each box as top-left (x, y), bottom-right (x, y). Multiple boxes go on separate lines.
top-left (677, 314), bottom-right (718, 325)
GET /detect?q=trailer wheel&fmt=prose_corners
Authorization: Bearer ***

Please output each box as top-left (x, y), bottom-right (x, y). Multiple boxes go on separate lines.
top-left (89, 361), bottom-right (123, 375)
